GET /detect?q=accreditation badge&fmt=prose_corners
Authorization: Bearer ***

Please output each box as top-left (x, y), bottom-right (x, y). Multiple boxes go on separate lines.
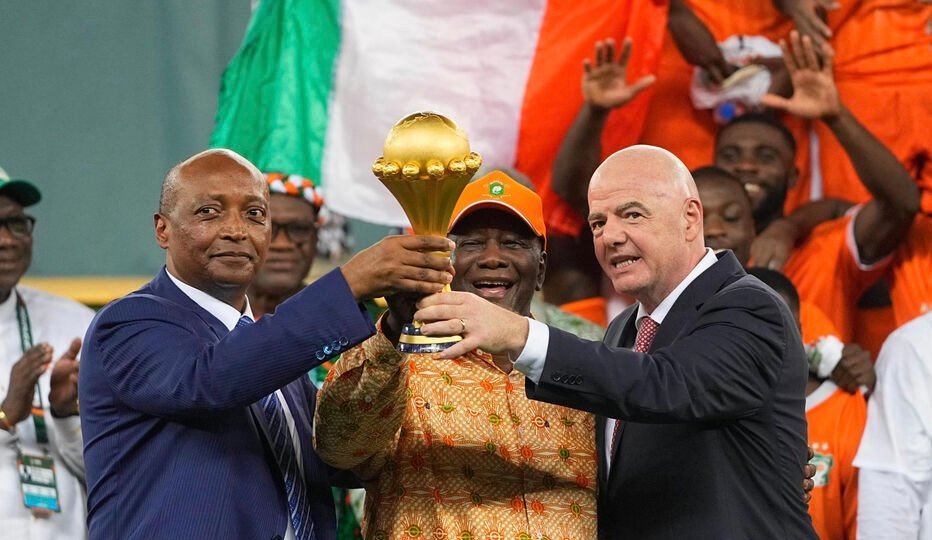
top-left (17, 453), bottom-right (61, 516)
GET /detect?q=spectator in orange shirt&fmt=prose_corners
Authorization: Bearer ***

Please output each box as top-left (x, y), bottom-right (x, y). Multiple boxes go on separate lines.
top-left (695, 165), bottom-right (875, 394)
top-left (749, 267), bottom-right (866, 540)
top-left (713, 32), bottom-right (918, 342)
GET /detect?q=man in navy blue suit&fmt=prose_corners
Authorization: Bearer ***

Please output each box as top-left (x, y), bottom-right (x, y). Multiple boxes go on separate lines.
top-left (414, 145), bottom-right (817, 539)
top-left (79, 149), bottom-right (454, 540)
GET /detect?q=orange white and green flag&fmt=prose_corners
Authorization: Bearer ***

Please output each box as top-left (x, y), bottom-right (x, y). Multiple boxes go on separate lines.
top-left (211, 0), bottom-right (668, 235)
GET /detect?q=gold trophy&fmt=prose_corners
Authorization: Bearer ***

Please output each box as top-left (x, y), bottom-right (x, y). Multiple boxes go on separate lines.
top-left (373, 112), bottom-right (482, 353)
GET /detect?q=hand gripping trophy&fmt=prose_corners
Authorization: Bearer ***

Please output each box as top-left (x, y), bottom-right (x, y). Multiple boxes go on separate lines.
top-left (372, 112), bottom-right (482, 353)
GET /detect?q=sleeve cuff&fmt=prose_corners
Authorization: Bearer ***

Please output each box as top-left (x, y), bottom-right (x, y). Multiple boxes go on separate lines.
top-left (51, 414), bottom-right (83, 446)
top-left (846, 205), bottom-right (893, 270)
top-left (513, 318), bottom-right (550, 384)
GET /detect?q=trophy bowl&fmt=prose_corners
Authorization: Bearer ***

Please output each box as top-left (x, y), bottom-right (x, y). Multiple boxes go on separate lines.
top-left (373, 112), bottom-right (482, 352)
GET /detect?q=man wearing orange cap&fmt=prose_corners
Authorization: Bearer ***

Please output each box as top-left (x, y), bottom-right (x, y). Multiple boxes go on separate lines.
top-left (314, 171), bottom-right (603, 539)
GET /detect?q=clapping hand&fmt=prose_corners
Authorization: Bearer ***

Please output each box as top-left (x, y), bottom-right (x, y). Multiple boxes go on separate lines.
top-left (2, 344), bottom-right (53, 426)
top-left (49, 338), bottom-right (83, 417)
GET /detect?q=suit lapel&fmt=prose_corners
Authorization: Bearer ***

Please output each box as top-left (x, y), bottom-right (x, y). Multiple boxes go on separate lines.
top-left (602, 252), bottom-right (746, 488)
top-left (600, 307), bottom-right (638, 487)
top-left (650, 251), bottom-right (745, 349)
top-left (145, 268), bottom-right (230, 341)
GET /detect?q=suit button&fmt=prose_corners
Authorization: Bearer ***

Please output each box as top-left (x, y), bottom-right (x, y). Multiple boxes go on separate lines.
top-left (315, 350), bottom-right (326, 360)
top-left (331, 340), bottom-right (340, 351)
top-left (323, 344), bottom-right (333, 355)
top-left (551, 372), bottom-right (562, 382)
top-left (576, 376), bottom-right (583, 385)
top-left (271, 535), bottom-right (283, 540)
top-left (339, 336), bottom-right (349, 346)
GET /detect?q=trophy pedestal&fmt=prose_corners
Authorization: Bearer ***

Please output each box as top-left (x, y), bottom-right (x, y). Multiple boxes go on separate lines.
top-left (397, 323), bottom-right (462, 354)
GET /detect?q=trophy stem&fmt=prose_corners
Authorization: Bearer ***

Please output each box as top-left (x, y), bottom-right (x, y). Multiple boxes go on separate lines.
top-left (397, 282), bottom-right (462, 353)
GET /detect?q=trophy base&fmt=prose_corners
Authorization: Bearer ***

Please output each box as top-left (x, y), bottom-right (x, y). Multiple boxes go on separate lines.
top-left (397, 323), bottom-right (462, 354)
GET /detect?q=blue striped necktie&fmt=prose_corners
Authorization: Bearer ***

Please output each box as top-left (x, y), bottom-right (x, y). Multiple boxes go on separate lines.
top-left (237, 316), bottom-right (315, 540)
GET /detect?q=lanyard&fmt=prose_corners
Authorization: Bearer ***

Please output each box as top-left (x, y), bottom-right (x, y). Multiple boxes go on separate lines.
top-left (14, 291), bottom-right (49, 445)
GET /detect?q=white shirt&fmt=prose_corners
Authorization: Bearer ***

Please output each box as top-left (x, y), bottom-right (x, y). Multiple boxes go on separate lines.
top-left (854, 312), bottom-right (932, 539)
top-left (0, 286), bottom-right (94, 539)
top-left (515, 248), bottom-right (719, 471)
top-left (166, 272), bottom-right (301, 540)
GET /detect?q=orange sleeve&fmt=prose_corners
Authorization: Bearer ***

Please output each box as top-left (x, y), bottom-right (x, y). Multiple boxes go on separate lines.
top-left (784, 214), bottom-right (889, 342)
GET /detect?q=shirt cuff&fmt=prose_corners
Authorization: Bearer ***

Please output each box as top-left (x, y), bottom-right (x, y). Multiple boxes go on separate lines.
top-left (51, 414), bottom-right (83, 446)
top-left (513, 318), bottom-right (550, 384)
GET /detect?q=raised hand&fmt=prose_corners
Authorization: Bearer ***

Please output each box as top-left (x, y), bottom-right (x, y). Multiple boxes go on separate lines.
top-left (582, 38), bottom-right (656, 110)
top-left (341, 235), bottom-right (454, 301)
top-left (761, 31), bottom-right (841, 120)
top-left (49, 338), bottom-right (82, 417)
top-left (773, 0), bottom-right (839, 52)
top-left (2, 344), bottom-right (53, 427)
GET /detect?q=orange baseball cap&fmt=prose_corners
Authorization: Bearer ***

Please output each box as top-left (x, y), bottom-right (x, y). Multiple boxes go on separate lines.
top-left (448, 170), bottom-right (547, 249)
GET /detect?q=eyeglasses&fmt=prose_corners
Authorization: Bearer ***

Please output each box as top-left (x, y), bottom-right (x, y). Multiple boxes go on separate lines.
top-left (271, 221), bottom-right (319, 244)
top-left (0, 215), bottom-right (36, 238)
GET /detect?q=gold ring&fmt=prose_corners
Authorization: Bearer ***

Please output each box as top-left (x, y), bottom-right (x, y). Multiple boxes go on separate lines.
top-left (458, 318), bottom-right (467, 334)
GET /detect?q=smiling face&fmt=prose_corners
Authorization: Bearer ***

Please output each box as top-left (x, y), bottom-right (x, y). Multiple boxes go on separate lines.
top-left (252, 193), bottom-right (318, 296)
top-left (155, 150), bottom-right (270, 308)
top-left (450, 209), bottom-right (545, 316)
top-left (0, 195), bottom-right (32, 302)
top-left (714, 121), bottom-right (797, 230)
top-left (695, 169), bottom-right (755, 266)
top-left (587, 146), bottom-right (705, 312)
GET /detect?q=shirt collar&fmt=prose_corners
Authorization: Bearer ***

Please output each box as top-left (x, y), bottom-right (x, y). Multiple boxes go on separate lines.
top-left (636, 248), bottom-right (718, 328)
top-left (166, 270), bottom-right (253, 331)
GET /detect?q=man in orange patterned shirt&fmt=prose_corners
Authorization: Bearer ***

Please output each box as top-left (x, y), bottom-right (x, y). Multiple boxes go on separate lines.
top-left (314, 172), bottom-right (602, 540)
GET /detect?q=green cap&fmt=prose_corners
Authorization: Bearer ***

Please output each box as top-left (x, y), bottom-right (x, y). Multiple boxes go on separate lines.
top-left (0, 165), bottom-right (41, 207)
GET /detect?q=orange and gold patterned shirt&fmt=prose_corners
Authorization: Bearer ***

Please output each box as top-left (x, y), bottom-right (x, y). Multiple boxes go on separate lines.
top-left (314, 331), bottom-right (598, 540)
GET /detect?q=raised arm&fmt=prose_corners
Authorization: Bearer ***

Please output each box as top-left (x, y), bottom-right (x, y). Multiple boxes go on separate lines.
top-left (667, 0), bottom-right (736, 84)
top-left (552, 38), bottom-right (655, 219)
top-left (762, 32), bottom-right (919, 264)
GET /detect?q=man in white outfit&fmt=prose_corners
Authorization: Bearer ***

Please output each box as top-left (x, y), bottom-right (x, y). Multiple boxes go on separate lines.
top-left (855, 310), bottom-right (932, 539)
top-left (0, 165), bottom-right (93, 538)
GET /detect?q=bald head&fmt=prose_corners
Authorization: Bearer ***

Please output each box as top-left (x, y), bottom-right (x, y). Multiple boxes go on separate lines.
top-left (160, 149), bottom-right (265, 217)
top-left (586, 145), bottom-right (706, 312)
top-left (591, 145), bottom-right (699, 202)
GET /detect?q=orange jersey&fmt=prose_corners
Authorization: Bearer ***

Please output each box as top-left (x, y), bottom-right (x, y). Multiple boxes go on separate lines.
top-left (800, 300), bottom-right (840, 345)
top-left (815, 0), bottom-right (932, 203)
top-left (784, 213), bottom-right (888, 343)
top-left (806, 381), bottom-right (867, 540)
top-left (889, 213), bottom-right (932, 327)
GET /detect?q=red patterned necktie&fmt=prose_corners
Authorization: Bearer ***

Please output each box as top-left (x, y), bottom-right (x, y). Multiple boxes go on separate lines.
top-left (609, 316), bottom-right (659, 461)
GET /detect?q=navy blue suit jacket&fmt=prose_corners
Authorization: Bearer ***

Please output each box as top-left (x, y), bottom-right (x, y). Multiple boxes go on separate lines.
top-left (80, 268), bottom-right (376, 540)
top-left (527, 252), bottom-right (817, 539)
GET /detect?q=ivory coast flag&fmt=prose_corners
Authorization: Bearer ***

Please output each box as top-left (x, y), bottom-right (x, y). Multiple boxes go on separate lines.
top-left (211, 0), bottom-right (667, 235)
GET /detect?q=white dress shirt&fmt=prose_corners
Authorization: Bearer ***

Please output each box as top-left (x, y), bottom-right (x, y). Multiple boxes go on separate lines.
top-left (854, 312), bottom-right (932, 539)
top-left (0, 286), bottom-right (94, 539)
top-left (515, 248), bottom-right (719, 471)
top-left (167, 271), bottom-right (301, 540)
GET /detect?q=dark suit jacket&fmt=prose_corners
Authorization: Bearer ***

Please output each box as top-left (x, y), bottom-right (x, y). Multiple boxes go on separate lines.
top-left (528, 252), bottom-right (817, 539)
top-left (80, 268), bottom-right (376, 540)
